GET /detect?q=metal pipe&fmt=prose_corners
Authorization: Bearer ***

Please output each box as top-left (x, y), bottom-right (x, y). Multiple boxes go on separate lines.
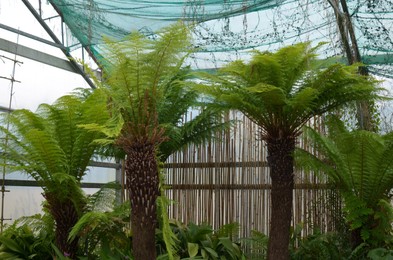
top-left (0, 35), bottom-right (21, 232)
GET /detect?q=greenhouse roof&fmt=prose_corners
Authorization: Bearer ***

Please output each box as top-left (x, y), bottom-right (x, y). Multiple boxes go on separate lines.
top-left (48, 0), bottom-right (393, 78)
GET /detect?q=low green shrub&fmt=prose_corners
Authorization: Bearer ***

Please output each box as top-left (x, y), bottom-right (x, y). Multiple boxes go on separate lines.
top-left (157, 221), bottom-right (246, 260)
top-left (0, 214), bottom-right (54, 259)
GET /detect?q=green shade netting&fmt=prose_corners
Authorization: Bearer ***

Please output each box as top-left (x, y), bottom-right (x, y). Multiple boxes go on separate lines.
top-left (50, 0), bottom-right (393, 77)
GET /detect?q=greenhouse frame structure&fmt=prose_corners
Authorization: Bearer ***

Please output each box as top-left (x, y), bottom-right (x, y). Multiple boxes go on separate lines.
top-left (0, 0), bottom-right (392, 238)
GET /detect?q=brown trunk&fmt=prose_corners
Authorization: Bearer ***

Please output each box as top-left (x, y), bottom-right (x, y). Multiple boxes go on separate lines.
top-left (44, 193), bottom-right (81, 259)
top-left (125, 142), bottom-right (159, 260)
top-left (351, 228), bottom-right (363, 249)
top-left (266, 137), bottom-right (295, 260)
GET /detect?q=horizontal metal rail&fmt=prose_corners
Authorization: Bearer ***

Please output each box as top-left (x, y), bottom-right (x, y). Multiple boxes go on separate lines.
top-left (3, 179), bottom-right (104, 188)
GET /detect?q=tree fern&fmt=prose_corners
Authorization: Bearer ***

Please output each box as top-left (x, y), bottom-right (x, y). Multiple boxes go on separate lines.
top-left (296, 116), bottom-right (393, 247)
top-left (195, 41), bottom-right (381, 259)
top-left (80, 22), bottom-right (229, 259)
top-left (0, 92), bottom-right (109, 257)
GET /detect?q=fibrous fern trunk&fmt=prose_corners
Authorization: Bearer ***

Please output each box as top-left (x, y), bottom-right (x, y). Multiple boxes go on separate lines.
top-left (266, 137), bottom-right (295, 260)
top-left (125, 142), bottom-right (159, 260)
top-left (44, 193), bottom-right (81, 259)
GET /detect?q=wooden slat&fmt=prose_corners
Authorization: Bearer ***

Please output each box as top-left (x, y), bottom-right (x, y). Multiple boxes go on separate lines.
top-left (156, 111), bottom-right (340, 239)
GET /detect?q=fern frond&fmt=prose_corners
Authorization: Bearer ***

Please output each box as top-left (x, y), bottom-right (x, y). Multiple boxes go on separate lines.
top-left (215, 222), bottom-right (240, 239)
top-left (196, 42), bottom-right (381, 139)
top-left (159, 107), bottom-right (230, 162)
top-left (294, 149), bottom-right (336, 182)
top-left (86, 182), bottom-right (120, 212)
top-left (23, 129), bottom-right (66, 177)
top-left (101, 22), bottom-right (192, 124)
top-left (374, 133), bottom-right (393, 200)
top-left (157, 196), bottom-right (179, 260)
top-left (68, 211), bottom-right (109, 242)
top-left (148, 22), bottom-right (192, 89)
top-left (301, 126), bottom-right (348, 186)
top-left (297, 118), bottom-right (393, 247)
top-left (276, 42), bottom-right (318, 92)
top-left (69, 202), bottom-right (131, 256)
top-left (247, 83), bottom-right (287, 107)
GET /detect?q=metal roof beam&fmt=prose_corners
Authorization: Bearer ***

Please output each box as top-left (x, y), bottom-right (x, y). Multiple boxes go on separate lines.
top-left (0, 38), bottom-right (77, 73)
top-left (0, 106), bottom-right (14, 113)
top-left (21, 0), bottom-right (96, 89)
top-left (3, 179), bottom-right (105, 188)
top-left (89, 160), bottom-right (121, 169)
top-left (0, 23), bottom-right (66, 50)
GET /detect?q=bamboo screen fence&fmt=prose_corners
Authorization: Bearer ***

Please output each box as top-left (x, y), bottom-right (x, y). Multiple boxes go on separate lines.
top-left (162, 111), bottom-right (342, 239)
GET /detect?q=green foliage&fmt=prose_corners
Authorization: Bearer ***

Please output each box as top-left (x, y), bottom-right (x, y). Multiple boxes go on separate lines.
top-left (85, 181), bottom-right (121, 212)
top-left (69, 202), bottom-right (132, 259)
top-left (69, 184), bottom-right (131, 259)
top-left (372, 200), bottom-right (393, 245)
top-left (0, 91), bottom-right (110, 256)
top-left (195, 41), bottom-right (381, 259)
top-left (196, 42), bottom-right (380, 139)
top-left (156, 75), bottom-right (230, 162)
top-left (348, 243), bottom-right (370, 259)
top-left (287, 225), bottom-right (393, 259)
top-left (240, 230), bottom-right (269, 260)
top-left (290, 229), bottom-right (350, 260)
top-left (85, 61), bottom-right (230, 160)
top-left (368, 247), bottom-right (393, 260)
top-left (296, 116), bottom-right (393, 247)
top-left (162, 222), bottom-right (246, 260)
top-left (92, 21), bottom-right (194, 147)
top-left (0, 214), bottom-right (55, 259)
top-left (72, 199), bottom-right (245, 260)
top-left (0, 91), bottom-right (109, 194)
top-left (81, 22), bottom-right (230, 259)
top-left (156, 196), bottom-right (179, 260)
top-left (51, 244), bottom-right (72, 260)
top-left (79, 21), bottom-right (230, 159)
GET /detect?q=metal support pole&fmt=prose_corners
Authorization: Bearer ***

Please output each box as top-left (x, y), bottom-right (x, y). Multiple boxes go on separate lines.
top-left (38, 0), bottom-right (42, 17)
top-left (115, 159), bottom-right (124, 205)
top-left (0, 37), bottom-right (22, 232)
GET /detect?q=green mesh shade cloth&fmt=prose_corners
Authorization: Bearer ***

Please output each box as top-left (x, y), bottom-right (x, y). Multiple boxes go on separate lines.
top-left (50, 0), bottom-right (393, 77)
